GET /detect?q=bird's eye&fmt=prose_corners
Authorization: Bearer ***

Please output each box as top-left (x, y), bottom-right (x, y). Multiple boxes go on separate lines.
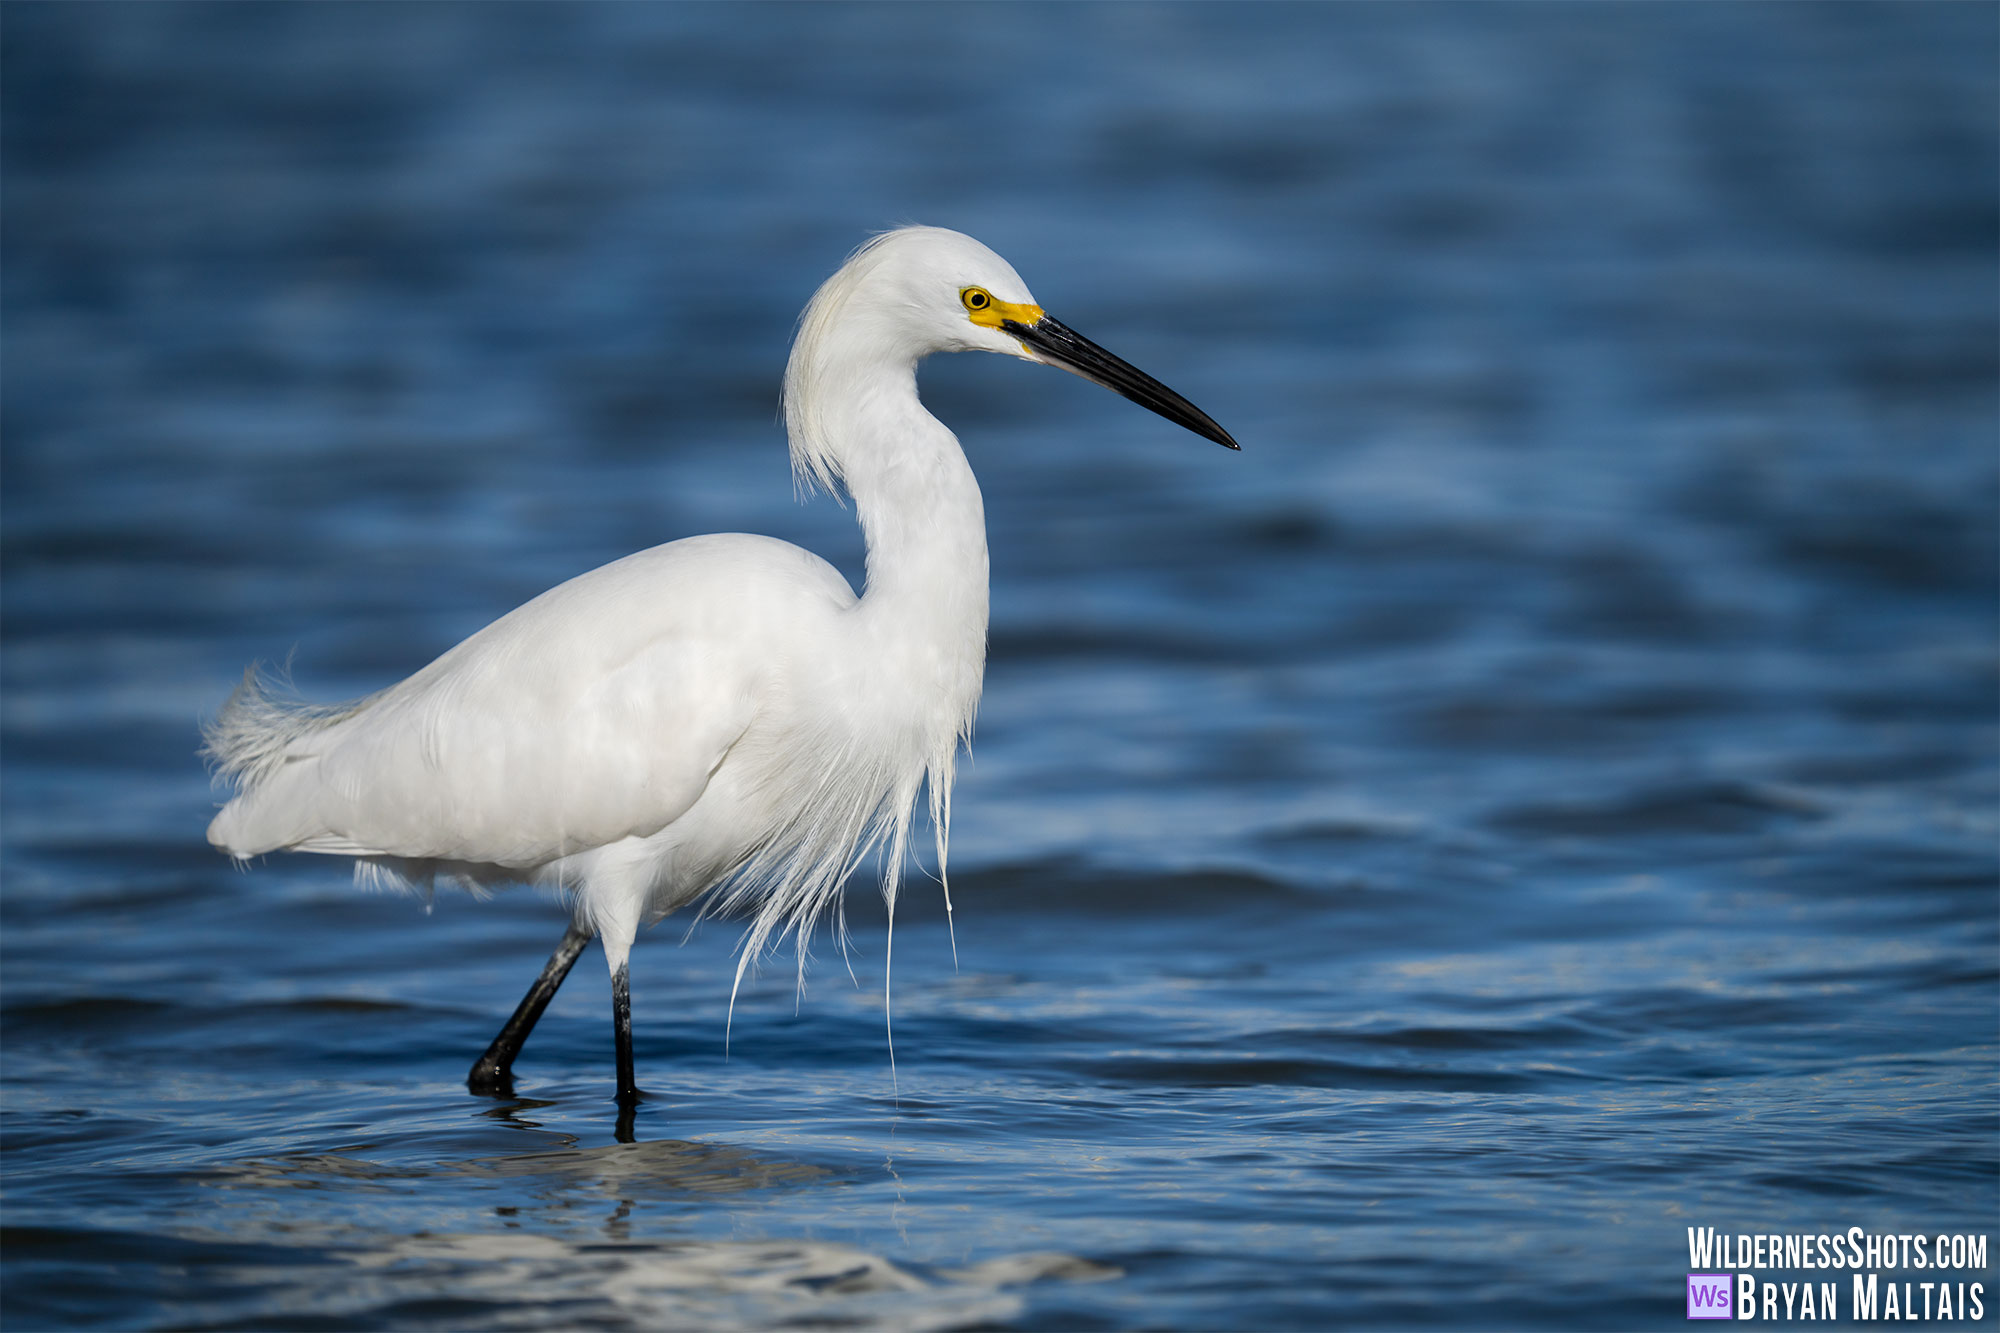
top-left (961, 287), bottom-right (992, 312)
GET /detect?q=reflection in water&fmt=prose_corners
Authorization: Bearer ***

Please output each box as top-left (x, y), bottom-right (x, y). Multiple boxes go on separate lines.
top-left (456, 1135), bottom-right (830, 1197)
top-left (475, 1083), bottom-right (636, 1146)
top-left (209, 1130), bottom-right (829, 1211)
top-left (199, 1136), bottom-right (1111, 1330)
top-left (337, 1232), bottom-right (1111, 1331)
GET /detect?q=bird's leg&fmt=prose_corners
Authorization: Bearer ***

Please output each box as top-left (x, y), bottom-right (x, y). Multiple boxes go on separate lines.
top-left (467, 920), bottom-right (593, 1095)
top-left (612, 960), bottom-right (641, 1109)
top-left (614, 1099), bottom-right (637, 1145)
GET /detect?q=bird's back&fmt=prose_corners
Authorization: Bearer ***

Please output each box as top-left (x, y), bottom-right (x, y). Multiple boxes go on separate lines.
top-left (206, 534), bottom-right (858, 875)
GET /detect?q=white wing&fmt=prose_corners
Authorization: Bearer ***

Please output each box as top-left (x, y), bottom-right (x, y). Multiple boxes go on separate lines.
top-left (206, 534), bottom-right (857, 870)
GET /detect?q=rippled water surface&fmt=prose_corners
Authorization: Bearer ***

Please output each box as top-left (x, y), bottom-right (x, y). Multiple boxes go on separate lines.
top-left (5, 5), bottom-right (1996, 1329)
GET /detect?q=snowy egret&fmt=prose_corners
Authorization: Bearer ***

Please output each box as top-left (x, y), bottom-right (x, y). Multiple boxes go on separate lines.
top-left (204, 226), bottom-right (1237, 1111)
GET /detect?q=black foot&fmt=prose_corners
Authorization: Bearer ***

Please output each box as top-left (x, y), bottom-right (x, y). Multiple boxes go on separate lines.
top-left (467, 1060), bottom-right (516, 1098)
top-left (468, 1056), bottom-right (524, 1096)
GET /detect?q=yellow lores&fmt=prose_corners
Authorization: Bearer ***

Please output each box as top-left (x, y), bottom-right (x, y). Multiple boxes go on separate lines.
top-left (961, 285), bottom-right (1043, 331)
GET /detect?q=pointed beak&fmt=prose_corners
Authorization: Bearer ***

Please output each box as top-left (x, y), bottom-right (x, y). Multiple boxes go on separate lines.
top-left (1003, 315), bottom-right (1241, 451)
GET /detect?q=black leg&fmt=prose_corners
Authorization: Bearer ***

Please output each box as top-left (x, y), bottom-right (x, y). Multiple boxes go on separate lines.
top-left (468, 920), bottom-right (593, 1095)
top-left (611, 960), bottom-right (640, 1107)
top-left (611, 963), bottom-right (641, 1141)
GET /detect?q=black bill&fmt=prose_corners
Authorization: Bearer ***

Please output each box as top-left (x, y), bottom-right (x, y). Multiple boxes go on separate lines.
top-left (1005, 316), bottom-right (1241, 450)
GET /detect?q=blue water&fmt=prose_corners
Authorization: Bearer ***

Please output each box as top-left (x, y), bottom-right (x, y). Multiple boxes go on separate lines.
top-left (5, 4), bottom-right (1996, 1328)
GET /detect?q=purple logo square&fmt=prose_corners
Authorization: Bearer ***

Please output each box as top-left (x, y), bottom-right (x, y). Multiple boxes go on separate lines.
top-left (1687, 1273), bottom-right (1732, 1319)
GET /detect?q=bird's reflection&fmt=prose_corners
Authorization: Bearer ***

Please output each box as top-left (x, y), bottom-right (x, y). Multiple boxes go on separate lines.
top-left (192, 1108), bottom-right (1114, 1326)
top-left (475, 1095), bottom-right (559, 1125)
top-left (472, 1085), bottom-right (645, 1144)
top-left (453, 1120), bottom-right (829, 1200)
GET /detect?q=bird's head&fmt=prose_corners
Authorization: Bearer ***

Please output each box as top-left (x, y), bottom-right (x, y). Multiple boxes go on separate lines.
top-left (786, 227), bottom-right (1239, 476)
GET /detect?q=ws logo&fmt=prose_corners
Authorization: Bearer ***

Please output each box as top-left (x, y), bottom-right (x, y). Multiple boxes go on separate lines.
top-left (1688, 1274), bottom-right (1733, 1319)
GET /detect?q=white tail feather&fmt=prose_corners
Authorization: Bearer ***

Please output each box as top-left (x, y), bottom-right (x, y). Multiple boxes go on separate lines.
top-left (200, 664), bottom-right (376, 791)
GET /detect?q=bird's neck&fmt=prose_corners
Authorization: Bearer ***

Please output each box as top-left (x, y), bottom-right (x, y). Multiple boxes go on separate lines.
top-left (823, 357), bottom-right (990, 722)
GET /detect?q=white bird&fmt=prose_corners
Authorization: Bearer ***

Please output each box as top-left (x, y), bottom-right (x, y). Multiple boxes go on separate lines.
top-left (204, 226), bottom-right (1237, 1116)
